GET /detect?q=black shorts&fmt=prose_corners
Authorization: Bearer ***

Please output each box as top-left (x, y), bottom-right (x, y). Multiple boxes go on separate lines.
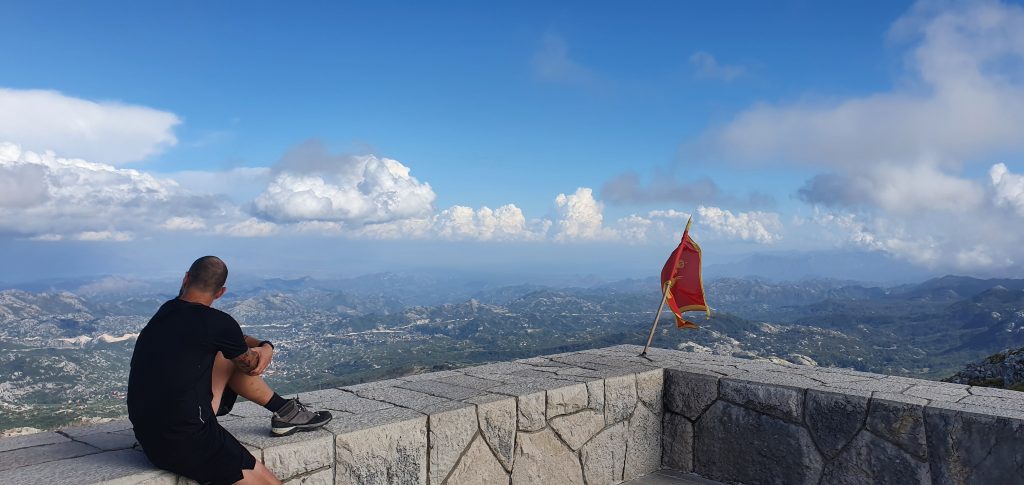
top-left (137, 421), bottom-right (256, 485)
top-left (134, 389), bottom-right (254, 485)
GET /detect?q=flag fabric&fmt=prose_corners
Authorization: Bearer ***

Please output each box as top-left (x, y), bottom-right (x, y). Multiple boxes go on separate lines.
top-left (660, 217), bottom-right (710, 328)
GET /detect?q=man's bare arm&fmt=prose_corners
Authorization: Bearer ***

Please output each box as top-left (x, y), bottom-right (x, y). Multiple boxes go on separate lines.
top-left (232, 348), bottom-right (261, 374)
top-left (243, 335), bottom-right (262, 348)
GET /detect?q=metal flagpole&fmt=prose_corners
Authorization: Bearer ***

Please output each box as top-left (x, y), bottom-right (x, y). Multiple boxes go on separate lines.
top-left (640, 280), bottom-right (673, 357)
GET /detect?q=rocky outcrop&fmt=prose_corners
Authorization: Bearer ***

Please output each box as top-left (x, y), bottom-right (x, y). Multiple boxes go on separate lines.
top-left (946, 346), bottom-right (1024, 390)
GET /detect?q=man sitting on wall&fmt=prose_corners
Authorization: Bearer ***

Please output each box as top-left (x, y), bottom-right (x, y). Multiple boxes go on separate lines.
top-left (127, 256), bottom-right (332, 485)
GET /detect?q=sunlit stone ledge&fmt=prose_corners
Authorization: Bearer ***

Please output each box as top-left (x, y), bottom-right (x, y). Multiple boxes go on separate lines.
top-left (1, 345), bottom-right (1022, 484)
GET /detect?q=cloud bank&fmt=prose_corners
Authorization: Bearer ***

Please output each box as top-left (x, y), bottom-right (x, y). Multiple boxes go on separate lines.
top-left (0, 88), bottom-right (180, 164)
top-left (702, 0), bottom-right (1024, 271)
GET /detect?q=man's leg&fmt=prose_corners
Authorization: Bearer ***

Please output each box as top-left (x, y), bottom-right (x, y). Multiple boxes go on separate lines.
top-left (212, 351), bottom-right (332, 437)
top-left (211, 352), bottom-right (273, 412)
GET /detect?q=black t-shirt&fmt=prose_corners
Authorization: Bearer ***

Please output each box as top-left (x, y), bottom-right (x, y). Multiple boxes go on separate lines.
top-left (127, 298), bottom-right (248, 436)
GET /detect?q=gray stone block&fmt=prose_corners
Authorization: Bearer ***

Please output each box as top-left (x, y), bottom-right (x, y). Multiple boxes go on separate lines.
top-left (867, 392), bottom-right (928, 459)
top-left (59, 420), bottom-right (134, 438)
top-left (281, 467), bottom-right (332, 485)
top-left (355, 386), bottom-right (451, 413)
top-left (0, 440), bottom-right (101, 471)
top-left (98, 468), bottom-right (178, 484)
top-left (469, 394), bottom-right (516, 470)
top-left (720, 377), bottom-right (804, 423)
top-left (556, 366), bottom-right (609, 379)
top-left (695, 400), bottom-right (823, 485)
top-left (325, 407), bottom-right (425, 435)
top-left (0, 449), bottom-right (156, 485)
top-left (925, 401), bottom-right (1024, 484)
top-left (636, 368), bottom-right (664, 411)
top-left (228, 400), bottom-right (267, 418)
top-left (624, 402), bottom-right (662, 480)
top-left (904, 384), bottom-right (969, 403)
top-left (586, 379), bottom-right (605, 413)
top-left (966, 386), bottom-right (1024, 398)
top-left (546, 383), bottom-right (589, 418)
top-left (664, 369), bottom-right (718, 420)
top-left (511, 428), bottom-right (584, 485)
top-left (428, 405), bottom-right (477, 485)
top-left (580, 422), bottom-right (627, 485)
top-left (400, 370), bottom-right (463, 382)
top-left (262, 435), bottom-right (334, 481)
top-left (959, 394), bottom-right (1024, 412)
top-left (444, 435), bottom-right (509, 485)
top-left (75, 432), bottom-right (139, 451)
top-left (462, 362), bottom-right (531, 376)
top-left (335, 412), bottom-right (428, 485)
top-left (397, 380), bottom-right (482, 401)
top-left (341, 378), bottom-right (410, 391)
top-left (0, 432), bottom-right (69, 453)
top-left (489, 378), bottom-right (572, 397)
top-left (434, 374), bottom-right (504, 391)
top-left (665, 361), bottom-right (747, 376)
top-left (517, 391), bottom-right (546, 432)
top-left (293, 388), bottom-right (350, 404)
top-left (786, 368), bottom-right (879, 384)
top-left (823, 376), bottom-right (914, 394)
top-left (604, 374), bottom-right (638, 424)
top-left (549, 409), bottom-right (605, 450)
top-left (318, 390), bottom-right (394, 414)
top-left (821, 431), bottom-right (931, 485)
top-left (510, 369), bottom-right (560, 380)
top-left (803, 387), bottom-right (870, 459)
top-left (662, 412), bottom-right (693, 472)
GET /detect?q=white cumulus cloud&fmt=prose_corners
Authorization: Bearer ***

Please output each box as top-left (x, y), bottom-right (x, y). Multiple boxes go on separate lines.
top-left (0, 142), bottom-right (232, 239)
top-left (698, 206), bottom-right (781, 244)
top-left (553, 188), bottom-right (617, 242)
top-left (0, 88), bottom-right (180, 164)
top-left (990, 163), bottom-right (1024, 216)
top-left (434, 204), bottom-right (547, 241)
top-left (254, 154), bottom-right (435, 225)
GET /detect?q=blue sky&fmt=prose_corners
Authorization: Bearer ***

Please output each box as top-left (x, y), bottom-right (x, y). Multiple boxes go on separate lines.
top-left (2, 0), bottom-right (1023, 282)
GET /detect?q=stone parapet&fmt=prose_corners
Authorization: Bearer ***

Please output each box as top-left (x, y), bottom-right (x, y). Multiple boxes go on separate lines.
top-left (1, 345), bottom-right (1022, 484)
top-left (645, 345), bottom-right (1024, 485)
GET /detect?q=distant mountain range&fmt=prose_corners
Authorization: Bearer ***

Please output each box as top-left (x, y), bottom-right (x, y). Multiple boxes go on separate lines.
top-left (1, 272), bottom-right (1023, 431)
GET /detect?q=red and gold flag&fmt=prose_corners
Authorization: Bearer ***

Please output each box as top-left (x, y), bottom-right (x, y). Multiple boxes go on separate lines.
top-left (660, 217), bottom-right (710, 329)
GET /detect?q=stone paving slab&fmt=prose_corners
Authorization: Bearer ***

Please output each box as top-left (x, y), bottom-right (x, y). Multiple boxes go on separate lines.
top-left (0, 439), bottom-right (102, 471)
top-left (354, 386), bottom-right (452, 412)
top-left (59, 420), bottom-right (135, 438)
top-left (0, 431), bottom-right (69, 453)
top-left (0, 449), bottom-right (161, 485)
top-left (74, 432), bottom-right (139, 451)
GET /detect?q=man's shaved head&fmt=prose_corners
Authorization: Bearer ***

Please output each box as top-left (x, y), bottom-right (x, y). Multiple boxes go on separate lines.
top-left (186, 256), bottom-right (228, 295)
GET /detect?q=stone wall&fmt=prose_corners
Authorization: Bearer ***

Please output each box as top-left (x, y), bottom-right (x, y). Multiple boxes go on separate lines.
top-left (643, 346), bottom-right (1024, 485)
top-left (0, 345), bottom-right (665, 485)
top-left (2, 345), bottom-right (1022, 484)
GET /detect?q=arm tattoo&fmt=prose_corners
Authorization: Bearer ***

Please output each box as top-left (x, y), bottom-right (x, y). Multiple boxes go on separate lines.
top-left (232, 349), bottom-right (260, 373)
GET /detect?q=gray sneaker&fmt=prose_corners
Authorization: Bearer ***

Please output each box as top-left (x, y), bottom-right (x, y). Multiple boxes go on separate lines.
top-left (271, 398), bottom-right (332, 436)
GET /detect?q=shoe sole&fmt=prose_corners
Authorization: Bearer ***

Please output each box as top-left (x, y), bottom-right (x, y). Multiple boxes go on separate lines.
top-left (271, 416), bottom-right (333, 437)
